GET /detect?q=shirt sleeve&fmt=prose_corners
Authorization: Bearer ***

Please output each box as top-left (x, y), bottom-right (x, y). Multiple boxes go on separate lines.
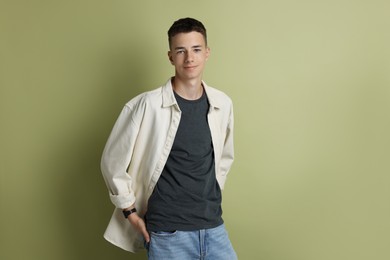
top-left (100, 103), bottom-right (141, 209)
top-left (218, 101), bottom-right (235, 189)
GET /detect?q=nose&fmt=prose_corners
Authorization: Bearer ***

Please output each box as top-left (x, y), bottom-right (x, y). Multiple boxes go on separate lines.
top-left (185, 51), bottom-right (194, 63)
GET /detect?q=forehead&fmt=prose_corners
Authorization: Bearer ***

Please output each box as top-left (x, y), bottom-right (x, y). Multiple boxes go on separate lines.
top-left (170, 31), bottom-right (206, 48)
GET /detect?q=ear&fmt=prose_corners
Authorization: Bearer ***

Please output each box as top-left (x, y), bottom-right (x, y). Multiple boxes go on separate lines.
top-left (205, 47), bottom-right (211, 61)
top-left (168, 51), bottom-right (174, 64)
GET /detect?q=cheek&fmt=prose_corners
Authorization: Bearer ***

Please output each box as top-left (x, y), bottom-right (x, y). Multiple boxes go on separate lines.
top-left (173, 56), bottom-right (184, 63)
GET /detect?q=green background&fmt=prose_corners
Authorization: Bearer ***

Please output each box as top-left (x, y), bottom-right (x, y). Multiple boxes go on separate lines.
top-left (1, 0), bottom-right (389, 259)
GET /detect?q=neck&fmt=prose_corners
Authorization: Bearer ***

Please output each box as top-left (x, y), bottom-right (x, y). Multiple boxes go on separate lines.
top-left (171, 77), bottom-right (203, 100)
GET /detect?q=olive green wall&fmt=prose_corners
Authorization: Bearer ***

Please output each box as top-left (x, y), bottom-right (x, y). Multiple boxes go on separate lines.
top-left (1, 0), bottom-right (389, 259)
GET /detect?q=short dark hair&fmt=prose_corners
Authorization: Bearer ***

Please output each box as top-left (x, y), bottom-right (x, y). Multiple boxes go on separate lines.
top-left (168, 17), bottom-right (207, 49)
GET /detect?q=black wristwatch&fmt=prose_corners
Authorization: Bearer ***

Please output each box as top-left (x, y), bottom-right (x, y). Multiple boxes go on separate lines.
top-left (122, 208), bottom-right (137, 219)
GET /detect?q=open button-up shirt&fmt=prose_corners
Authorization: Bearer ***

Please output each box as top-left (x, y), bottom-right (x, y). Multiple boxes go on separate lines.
top-left (101, 79), bottom-right (234, 252)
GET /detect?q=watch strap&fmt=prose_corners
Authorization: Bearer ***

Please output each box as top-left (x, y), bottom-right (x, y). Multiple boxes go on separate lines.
top-left (122, 208), bottom-right (137, 219)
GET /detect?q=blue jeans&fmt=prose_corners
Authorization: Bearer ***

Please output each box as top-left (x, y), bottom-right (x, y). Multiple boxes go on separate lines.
top-left (146, 224), bottom-right (237, 260)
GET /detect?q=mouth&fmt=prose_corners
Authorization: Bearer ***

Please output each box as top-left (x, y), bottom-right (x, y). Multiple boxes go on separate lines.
top-left (184, 65), bottom-right (197, 69)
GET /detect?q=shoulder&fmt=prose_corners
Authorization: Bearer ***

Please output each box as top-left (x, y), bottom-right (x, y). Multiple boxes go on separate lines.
top-left (203, 83), bottom-right (233, 108)
top-left (124, 87), bottom-right (162, 111)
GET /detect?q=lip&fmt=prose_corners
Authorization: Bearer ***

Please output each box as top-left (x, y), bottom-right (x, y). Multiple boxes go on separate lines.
top-left (184, 65), bottom-right (197, 69)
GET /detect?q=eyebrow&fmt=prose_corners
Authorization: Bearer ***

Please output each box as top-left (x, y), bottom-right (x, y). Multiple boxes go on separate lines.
top-left (174, 45), bottom-right (203, 50)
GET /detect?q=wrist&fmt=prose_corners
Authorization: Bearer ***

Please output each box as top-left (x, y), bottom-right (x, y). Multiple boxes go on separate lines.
top-left (122, 207), bottom-right (137, 219)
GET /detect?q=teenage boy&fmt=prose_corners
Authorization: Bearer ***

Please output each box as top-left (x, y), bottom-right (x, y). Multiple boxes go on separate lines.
top-left (101, 17), bottom-right (237, 259)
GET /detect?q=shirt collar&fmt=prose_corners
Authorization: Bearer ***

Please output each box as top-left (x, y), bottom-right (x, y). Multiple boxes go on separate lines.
top-left (162, 78), bottom-right (221, 109)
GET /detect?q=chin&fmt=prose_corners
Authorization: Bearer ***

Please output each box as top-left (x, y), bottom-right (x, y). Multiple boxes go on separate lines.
top-left (177, 73), bottom-right (200, 81)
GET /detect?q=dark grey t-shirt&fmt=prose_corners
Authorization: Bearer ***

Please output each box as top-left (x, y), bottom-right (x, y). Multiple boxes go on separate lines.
top-left (145, 90), bottom-right (223, 232)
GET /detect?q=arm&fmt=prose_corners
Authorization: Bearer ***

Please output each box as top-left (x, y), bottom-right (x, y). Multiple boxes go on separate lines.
top-left (101, 105), bottom-right (139, 209)
top-left (123, 205), bottom-right (150, 243)
top-left (219, 102), bottom-right (235, 187)
top-left (101, 103), bottom-right (150, 242)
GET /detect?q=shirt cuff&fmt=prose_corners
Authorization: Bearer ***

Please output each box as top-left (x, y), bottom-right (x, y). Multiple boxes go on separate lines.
top-left (109, 192), bottom-right (136, 209)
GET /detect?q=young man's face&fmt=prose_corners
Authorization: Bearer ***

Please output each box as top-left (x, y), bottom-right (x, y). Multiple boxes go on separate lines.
top-left (168, 31), bottom-right (210, 82)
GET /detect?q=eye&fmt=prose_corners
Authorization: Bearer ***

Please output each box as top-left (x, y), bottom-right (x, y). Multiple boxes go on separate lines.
top-left (176, 50), bottom-right (185, 54)
top-left (194, 48), bottom-right (202, 53)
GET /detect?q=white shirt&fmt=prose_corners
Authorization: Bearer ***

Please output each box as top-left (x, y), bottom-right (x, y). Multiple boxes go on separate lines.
top-left (101, 79), bottom-right (234, 252)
